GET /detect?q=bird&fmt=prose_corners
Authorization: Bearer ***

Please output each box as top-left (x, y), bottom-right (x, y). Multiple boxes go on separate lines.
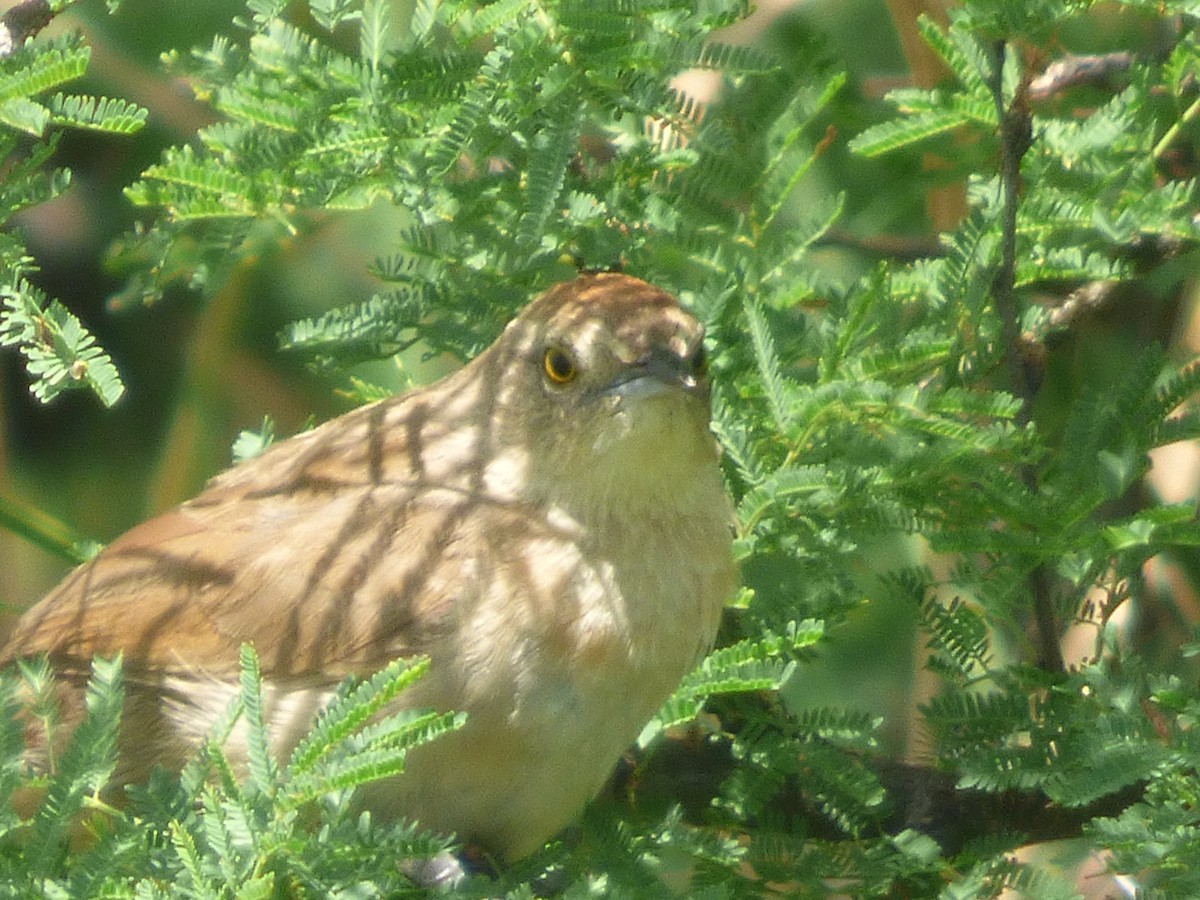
top-left (1, 272), bottom-right (737, 864)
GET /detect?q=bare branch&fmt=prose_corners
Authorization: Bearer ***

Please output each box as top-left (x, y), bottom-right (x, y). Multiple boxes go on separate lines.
top-left (988, 41), bottom-right (1065, 674)
top-left (1029, 52), bottom-right (1136, 101)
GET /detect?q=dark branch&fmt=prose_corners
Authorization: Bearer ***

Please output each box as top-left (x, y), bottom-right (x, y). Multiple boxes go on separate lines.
top-left (0, 0), bottom-right (53, 58)
top-left (0, 0), bottom-right (53, 57)
top-left (990, 44), bottom-right (1035, 419)
top-left (817, 228), bottom-right (945, 262)
top-left (987, 41), bottom-right (1065, 674)
top-left (616, 732), bottom-right (1143, 856)
top-left (1029, 52), bottom-right (1136, 100)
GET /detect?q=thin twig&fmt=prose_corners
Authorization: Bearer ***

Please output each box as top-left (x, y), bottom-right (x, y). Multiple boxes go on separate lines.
top-left (990, 43), bottom-right (1035, 424)
top-left (0, 491), bottom-right (100, 564)
top-left (988, 40), bottom-right (1065, 674)
top-left (1153, 93), bottom-right (1200, 161)
top-left (1020, 280), bottom-right (1122, 351)
top-left (818, 228), bottom-right (945, 262)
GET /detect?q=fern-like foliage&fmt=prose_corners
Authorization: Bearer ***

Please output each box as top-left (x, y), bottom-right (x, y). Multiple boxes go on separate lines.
top-left (283, 655), bottom-right (465, 809)
top-left (0, 648), bottom-right (460, 895)
top-left (118, 0), bottom-right (812, 363)
top-left (0, 21), bottom-right (146, 407)
top-left (0, 657), bottom-right (124, 887)
top-left (646, 619), bottom-right (825, 741)
top-left (0, 258), bottom-right (125, 407)
top-left (833, 10), bottom-right (1200, 891)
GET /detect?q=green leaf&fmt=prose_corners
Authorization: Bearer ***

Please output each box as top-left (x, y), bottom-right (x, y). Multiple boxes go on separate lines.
top-left (743, 294), bottom-right (797, 432)
top-left (0, 273), bottom-right (125, 407)
top-left (46, 93), bottom-right (148, 133)
top-left (279, 292), bottom-right (421, 361)
top-left (0, 43), bottom-right (91, 104)
top-left (756, 72), bottom-right (846, 231)
top-left (237, 644), bottom-right (279, 798)
top-left (0, 96), bottom-right (49, 135)
top-left (850, 107), bottom-right (973, 157)
top-left (286, 656), bottom-right (435, 778)
top-left (284, 710), bottom-right (464, 806)
top-left (29, 657), bottom-right (124, 872)
top-left (360, 0), bottom-right (391, 74)
top-left (644, 620), bottom-right (824, 741)
top-left (921, 595), bottom-right (992, 676)
top-left (517, 101), bottom-right (580, 249)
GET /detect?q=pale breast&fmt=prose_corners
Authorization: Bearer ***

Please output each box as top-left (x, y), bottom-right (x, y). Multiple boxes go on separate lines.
top-left (360, 493), bottom-right (734, 860)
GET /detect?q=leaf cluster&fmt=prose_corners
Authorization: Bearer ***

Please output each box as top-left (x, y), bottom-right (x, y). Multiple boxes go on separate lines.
top-left (0, 17), bottom-right (145, 408)
top-left (116, 0), bottom-right (774, 365)
top-left (0, 650), bottom-right (459, 897)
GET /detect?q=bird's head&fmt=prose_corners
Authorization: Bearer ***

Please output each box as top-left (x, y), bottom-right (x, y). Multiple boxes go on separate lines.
top-left (480, 273), bottom-right (719, 512)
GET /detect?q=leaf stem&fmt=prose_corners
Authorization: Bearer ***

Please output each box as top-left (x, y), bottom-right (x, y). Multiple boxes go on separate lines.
top-left (0, 491), bottom-right (99, 564)
top-left (1152, 93), bottom-right (1200, 161)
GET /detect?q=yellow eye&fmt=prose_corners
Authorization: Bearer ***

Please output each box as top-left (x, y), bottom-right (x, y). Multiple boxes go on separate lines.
top-left (543, 346), bottom-right (577, 384)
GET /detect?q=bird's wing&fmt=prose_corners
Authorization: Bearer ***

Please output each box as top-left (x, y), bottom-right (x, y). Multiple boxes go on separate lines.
top-left (2, 385), bottom-right (535, 681)
top-left (8, 487), bottom-right (463, 677)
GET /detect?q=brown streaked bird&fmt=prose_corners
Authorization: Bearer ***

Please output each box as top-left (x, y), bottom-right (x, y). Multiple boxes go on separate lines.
top-left (1, 273), bottom-right (736, 864)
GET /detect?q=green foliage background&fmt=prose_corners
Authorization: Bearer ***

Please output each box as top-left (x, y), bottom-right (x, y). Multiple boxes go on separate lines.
top-left (2, 0), bottom-right (1200, 896)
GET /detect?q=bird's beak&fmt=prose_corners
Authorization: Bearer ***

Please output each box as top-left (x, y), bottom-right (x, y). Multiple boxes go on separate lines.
top-left (604, 349), bottom-right (703, 400)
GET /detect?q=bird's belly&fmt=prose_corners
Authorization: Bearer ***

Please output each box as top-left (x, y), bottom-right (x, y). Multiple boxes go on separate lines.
top-left (365, 661), bottom-right (654, 861)
top-left (155, 654), bottom-right (654, 862)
